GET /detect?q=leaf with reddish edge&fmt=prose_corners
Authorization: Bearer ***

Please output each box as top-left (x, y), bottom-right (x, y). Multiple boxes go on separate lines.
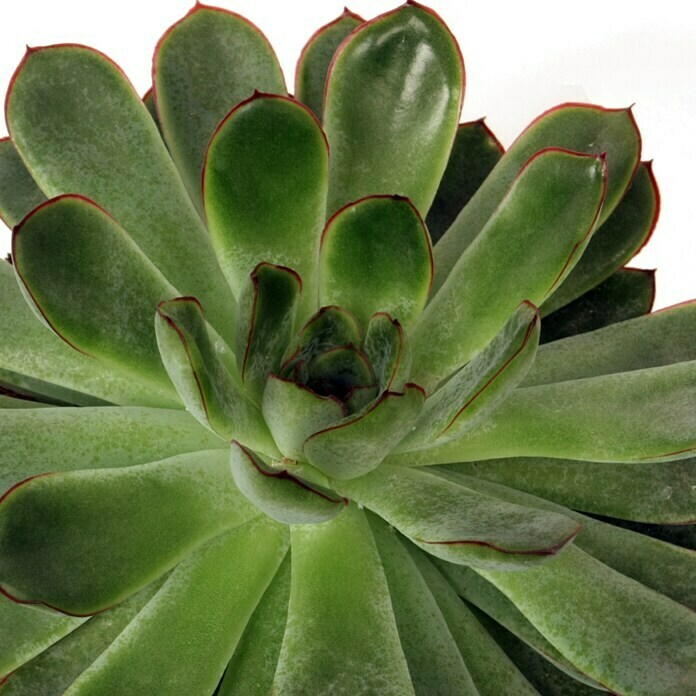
top-left (0, 450), bottom-right (257, 616)
top-left (153, 3), bottom-right (286, 211)
top-left (6, 43), bottom-right (236, 345)
top-left (479, 545), bottom-right (696, 696)
top-left (449, 457), bottom-right (696, 525)
top-left (411, 149), bottom-right (607, 391)
top-left (218, 554), bottom-right (291, 696)
top-left (334, 464), bottom-right (579, 570)
top-left (12, 195), bottom-right (179, 400)
top-left (426, 120), bottom-right (504, 245)
top-left (294, 8), bottom-right (364, 120)
top-left (400, 302), bottom-right (539, 452)
top-left (235, 263), bottom-right (302, 402)
top-left (304, 384), bottom-right (425, 480)
top-left (155, 297), bottom-right (277, 456)
top-left (305, 344), bottom-right (375, 402)
top-left (407, 546), bottom-right (541, 696)
top-left (528, 298), bottom-right (696, 386)
top-left (540, 268), bottom-right (655, 344)
top-left (230, 441), bottom-right (347, 525)
top-left (0, 138), bottom-right (45, 228)
top-left (319, 195), bottom-right (434, 329)
top-left (362, 313), bottom-right (410, 392)
top-left (434, 103), bottom-right (641, 291)
top-left (543, 161), bottom-right (659, 316)
top-left (141, 88), bottom-right (162, 136)
top-left (272, 506), bottom-right (414, 696)
top-left (203, 93), bottom-right (328, 314)
top-left (401, 360), bottom-right (696, 465)
top-left (66, 517), bottom-right (289, 696)
top-left (323, 1), bottom-right (464, 217)
top-left (262, 374), bottom-right (346, 460)
top-left (368, 512), bottom-right (479, 695)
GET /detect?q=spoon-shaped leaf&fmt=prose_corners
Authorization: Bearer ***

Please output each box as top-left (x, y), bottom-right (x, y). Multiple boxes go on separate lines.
top-left (203, 93), bottom-right (328, 309)
top-left (411, 149), bottom-right (607, 390)
top-left (0, 138), bottom-right (45, 228)
top-left (0, 450), bottom-right (256, 615)
top-left (6, 43), bottom-right (235, 343)
top-left (153, 4), bottom-right (286, 209)
top-left (335, 464), bottom-right (580, 569)
top-left (319, 195), bottom-right (434, 329)
top-left (324, 2), bottom-right (464, 216)
top-left (363, 313), bottom-right (409, 392)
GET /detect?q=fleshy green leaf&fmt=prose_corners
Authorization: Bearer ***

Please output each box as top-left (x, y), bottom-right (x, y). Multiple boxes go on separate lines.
top-left (0, 367), bottom-right (107, 407)
top-left (304, 344), bottom-right (375, 402)
top-left (218, 555), bottom-right (291, 696)
top-left (203, 93), bottom-right (328, 308)
top-left (540, 267), bottom-right (655, 344)
top-left (401, 302), bottom-right (539, 451)
top-left (363, 313), bottom-right (409, 392)
top-left (0, 450), bottom-right (257, 615)
top-left (13, 195), bottom-right (178, 398)
top-left (272, 506), bottom-right (414, 695)
top-left (262, 374), bottom-right (346, 459)
top-left (479, 545), bottom-right (696, 696)
top-left (426, 120), bottom-right (504, 244)
top-left (230, 441), bottom-right (347, 524)
top-left (295, 8), bottom-right (364, 120)
top-left (304, 385), bottom-right (425, 479)
top-left (155, 297), bottom-right (276, 456)
top-left (434, 103), bottom-right (641, 289)
top-left (324, 2), bottom-right (464, 216)
top-left (0, 394), bottom-right (48, 409)
top-left (368, 513), bottom-right (479, 695)
top-left (411, 149), bottom-right (607, 390)
top-left (335, 464), bottom-right (580, 569)
top-left (65, 518), bottom-right (288, 695)
top-left (404, 360), bottom-right (696, 464)
top-left (153, 4), bottom-right (286, 210)
top-left (451, 457), bottom-right (696, 525)
top-left (6, 44), bottom-right (236, 343)
top-left (0, 138), bottom-right (45, 228)
top-left (141, 88), bottom-right (162, 135)
top-left (0, 405), bottom-right (222, 493)
top-left (542, 161), bottom-right (659, 315)
top-left (319, 195), bottom-right (434, 329)
top-left (235, 263), bottom-right (302, 402)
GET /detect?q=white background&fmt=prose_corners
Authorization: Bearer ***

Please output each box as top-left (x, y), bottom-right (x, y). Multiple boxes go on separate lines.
top-left (0, 0), bottom-right (693, 309)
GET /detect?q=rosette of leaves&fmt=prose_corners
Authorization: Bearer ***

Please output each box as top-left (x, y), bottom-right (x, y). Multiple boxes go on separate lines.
top-left (0, 2), bottom-right (694, 695)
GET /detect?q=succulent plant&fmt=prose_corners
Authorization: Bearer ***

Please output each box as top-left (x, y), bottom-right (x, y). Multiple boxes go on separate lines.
top-left (0, 1), bottom-right (694, 694)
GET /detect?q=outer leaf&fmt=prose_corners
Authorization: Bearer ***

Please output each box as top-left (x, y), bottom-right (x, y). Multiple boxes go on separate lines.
top-left (304, 385), bottom-right (426, 479)
top-left (6, 44), bottom-right (235, 343)
top-left (203, 93), bottom-right (328, 308)
top-left (0, 138), bottom-right (45, 228)
top-left (401, 302), bottom-right (539, 450)
top-left (434, 103), bottom-right (641, 288)
top-left (295, 8), bottom-right (364, 120)
top-left (0, 450), bottom-right (257, 615)
top-left (479, 545), bottom-right (696, 696)
top-left (542, 161), bottom-right (659, 315)
top-left (363, 313), bottom-right (409, 391)
top-left (403, 361), bottom-right (696, 464)
top-left (272, 505), bottom-right (414, 695)
top-left (0, 406), bottom-right (222, 493)
top-left (452, 457), bottom-right (696, 524)
top-left (335, 464), bottom-right (580, 569)
top-left (13, 195), bottom-right (178, 397)
top-left (235, 263), bottom-right (302, 402)
top-left (262, 374), bottom-right (346, 459)
top-left (0, 260), bottom-right (179, 409)
top-left (66, 518), bottom-right (289, 696)
top-left (324, 2), bottom-right (464, 216)
top-left (153, 4), bottom-right (286, 209)
top-left (155, 297), bottom-right (276, 456)
top-left (540, 267), bottom-right (655, 344)
top-left (368, 513), bottom-right (479, 695)
top-left (230, 441), bottom-right (347, 524)
top-left (411, 149), bottom-right (607, 390)
top-left (218, 555), bottom-right (291, 696)
top-left (426, 120), bottom-right (504, 244)
top-left (319, 195), bottom-right (434, 329)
